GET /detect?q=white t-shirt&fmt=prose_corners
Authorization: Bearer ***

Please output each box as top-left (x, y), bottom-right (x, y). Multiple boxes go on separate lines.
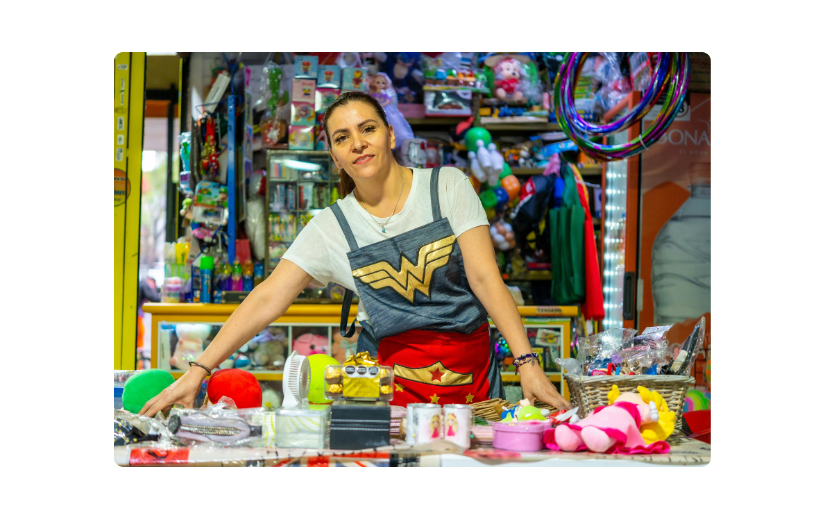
top-left (282, 167), bottom-right (489, 323)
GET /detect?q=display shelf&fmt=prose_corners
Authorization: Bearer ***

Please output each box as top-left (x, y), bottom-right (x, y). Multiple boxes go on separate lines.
top-left (481, 121), bottom-right (562, 132)
top-left (579, 166), bottom-right (603, 176)
top-left (406, 117), bottom-right (468, 126)
top-left (170, 371), bottom-right (284, 381)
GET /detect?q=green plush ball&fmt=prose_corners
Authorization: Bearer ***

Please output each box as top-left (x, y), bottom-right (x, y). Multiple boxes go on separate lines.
top-left (479, 188), bottom-right (498, 209)
top-left (465, 127), bottom-right (492, 153)
top-left (122, 369), bottom-right (175, 413)
top-left (499, 162), bottom-right (512, 180)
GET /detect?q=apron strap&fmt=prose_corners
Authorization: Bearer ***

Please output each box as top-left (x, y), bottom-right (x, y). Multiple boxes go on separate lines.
top-left (430, 166), bottom-right (443, 221)
top-left (330, 201), bottom-right (359, 251)
top-left (339, 288), bottom-right (358, 338)
top-left (330, 201), bottom-right (359, 337)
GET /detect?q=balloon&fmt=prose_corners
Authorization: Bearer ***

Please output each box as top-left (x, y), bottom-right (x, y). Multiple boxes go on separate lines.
top-left (485, 207), bottom-right (496, 220)
top-left (499, 162), bottom-right (512, 181)
top-left (683, 389), bottom-right (709, 413)
top-left (307, 354), bottom-right (339, 405)
top-left (479, 188), bottom-right (498, 209)
top-left (493, 186), bottom-right (509, 206)
top-left (500, 175), bottom-right (521, 201)
top-left (464, 127), bottom-right (492, 153)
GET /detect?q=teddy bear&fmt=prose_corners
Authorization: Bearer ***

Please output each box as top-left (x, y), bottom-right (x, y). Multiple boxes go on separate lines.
top-left (247, 328), bottom-right (287, 370)
top-left (171, 324), bottom-right (212, 370)
top-left (292, 333), bottom-right (329, 357)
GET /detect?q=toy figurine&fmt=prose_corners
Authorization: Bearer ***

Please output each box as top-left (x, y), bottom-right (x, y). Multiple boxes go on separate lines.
top-left (200, 116), bottom-right (219, 177)
top-left (368, 72), bottom-right (414, 149)
top-left (171, 324), bottom-right (212, 370)
top-left (545, 385), bottom-right (676, 454)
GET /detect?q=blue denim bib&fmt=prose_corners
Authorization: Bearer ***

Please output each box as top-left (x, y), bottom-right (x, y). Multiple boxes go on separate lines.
top-left (332, 167), bottom-right (488, 342)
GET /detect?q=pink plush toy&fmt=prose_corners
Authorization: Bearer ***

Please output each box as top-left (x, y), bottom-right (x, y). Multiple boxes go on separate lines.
top-left (292, 333), bottom-right (329, 356)
top-left (544, 385), bottom-right (675, 455)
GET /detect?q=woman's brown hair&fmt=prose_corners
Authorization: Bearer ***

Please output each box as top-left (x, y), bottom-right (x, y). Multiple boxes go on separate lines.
top-left (322, 91), bottom-right (390, 197)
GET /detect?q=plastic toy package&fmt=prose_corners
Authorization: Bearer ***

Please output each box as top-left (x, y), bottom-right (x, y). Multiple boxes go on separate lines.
top-left (424, 90), bottom-right (473, 116)
top-left (592, 52), bottom-right (632, 117)
top-left (664, 316), bottom-right (705, 376)
top-left (576, 328), bottom-right (637, 376)
top-left (482, 54), bottom-right (543, 106)
top-left (166, 403), bottom-right (268, 448)
top-left (114, 409), bottom-right (174, 446)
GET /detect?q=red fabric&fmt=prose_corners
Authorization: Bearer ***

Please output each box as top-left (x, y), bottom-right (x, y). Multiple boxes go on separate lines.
top-left (377, 323), bottom-right (491, 407)
top-left (496, 78), bottom-right (520, 94)
top-left (207, 369), bottom-right (262, 409)
top-left (576, 183), bottom-right (605, 320)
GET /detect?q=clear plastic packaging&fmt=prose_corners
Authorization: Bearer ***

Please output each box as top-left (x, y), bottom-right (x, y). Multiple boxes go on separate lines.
top-left (668, 316), bottom-right (705, 376)
top-left (165, 405), bottom-right (267, 447)
top-left (324, 352), bottom-right (394, 402)
top-left (274, 407), bottom-right (330, 449)
top-left (577, 328), bottom-right (637, 375)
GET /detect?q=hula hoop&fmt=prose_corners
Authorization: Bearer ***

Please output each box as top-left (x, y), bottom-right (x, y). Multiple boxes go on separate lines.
top-left (554, 52), bottom-right (691, 161)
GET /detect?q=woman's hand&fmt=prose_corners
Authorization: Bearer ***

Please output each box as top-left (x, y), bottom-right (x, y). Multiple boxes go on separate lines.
top-left (139, 369), bottom-right (206, 418)
top-left (519, 362), bottom-right (572, 410)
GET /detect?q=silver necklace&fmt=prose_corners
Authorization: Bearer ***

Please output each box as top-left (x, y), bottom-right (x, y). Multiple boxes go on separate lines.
top-left (355, 168), bottom-right (406, 233)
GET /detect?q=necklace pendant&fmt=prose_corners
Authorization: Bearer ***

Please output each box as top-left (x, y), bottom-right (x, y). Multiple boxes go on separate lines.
top-left (382, 228), bottom-right (386, 233)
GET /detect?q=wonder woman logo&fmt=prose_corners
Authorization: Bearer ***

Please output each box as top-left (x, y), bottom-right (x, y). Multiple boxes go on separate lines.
top-left (352, 235), bottom-right (456, 303)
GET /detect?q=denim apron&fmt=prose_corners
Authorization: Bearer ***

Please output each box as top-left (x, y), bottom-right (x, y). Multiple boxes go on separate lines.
top-left (331, 167), bottom-right (504, 404)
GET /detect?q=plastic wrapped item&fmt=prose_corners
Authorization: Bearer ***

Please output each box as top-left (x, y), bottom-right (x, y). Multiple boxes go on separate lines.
top-left (577, 328), bottom-right (637, 375)
top-left (114, 409), bottom-right (174, 446)
top-left (424, 90), bottom-right (472, 116)
top-left (192, 181), bottom-right (228, 226)
top-left (275, 407), bottom-right (330, 449)
top-left (555, 357), bottom-right (582, 376)
top-left (178, 132), bottom-right (193, 195)
top-left (323, 352), bottom-right (394, 402)
top-left (165, 405), bottom-right (267, 446)
top-left (667, 316), bottom-right (706, 376)
top-left (592, 53), bottom-right (632, 117)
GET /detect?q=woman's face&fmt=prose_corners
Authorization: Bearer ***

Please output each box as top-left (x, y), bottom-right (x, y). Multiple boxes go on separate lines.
top-left (327, 101), bottom-right (395, 182)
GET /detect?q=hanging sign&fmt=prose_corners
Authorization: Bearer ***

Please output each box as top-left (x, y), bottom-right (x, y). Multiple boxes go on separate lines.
top-left (114, 168), bottom-right (130, 206)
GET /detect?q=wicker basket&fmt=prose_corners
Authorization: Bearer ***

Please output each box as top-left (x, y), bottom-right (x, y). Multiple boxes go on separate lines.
top-left (564, 374), bottom-right (694, 428)
top-left (471, 398), bottom-right (559, 422)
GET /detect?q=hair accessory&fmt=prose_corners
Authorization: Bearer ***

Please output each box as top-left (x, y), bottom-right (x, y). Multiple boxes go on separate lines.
top-left (513, 352), bottom-right (540, 373)
top-left (189, 361), bottom-right (213, 376)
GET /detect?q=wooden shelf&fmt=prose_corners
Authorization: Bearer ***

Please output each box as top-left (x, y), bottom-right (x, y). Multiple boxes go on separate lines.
top-left (406, 117), bottom-right (467, 126)
top-left (511, 167), bottom-right (544, 176)
top-left (481, 122), bottom-right (562, 132)
top-left (579, 166), bottom-right (603, 176)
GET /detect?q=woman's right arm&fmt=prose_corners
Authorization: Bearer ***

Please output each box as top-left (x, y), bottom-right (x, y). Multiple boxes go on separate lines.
top-left (139, 259), bottom-right (313, 417)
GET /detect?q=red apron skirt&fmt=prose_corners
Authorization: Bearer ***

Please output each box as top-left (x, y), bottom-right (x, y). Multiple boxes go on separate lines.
top-left (377, 322), bottom-right (491, 407)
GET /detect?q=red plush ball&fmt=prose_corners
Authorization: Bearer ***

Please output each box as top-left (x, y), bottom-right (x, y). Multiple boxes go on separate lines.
top-left (206, 369), bottom-right (262, 409)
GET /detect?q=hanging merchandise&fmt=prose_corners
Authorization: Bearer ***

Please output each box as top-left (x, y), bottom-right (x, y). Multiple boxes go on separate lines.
top-left (178, 132), bottom-right (193, 195)
top-left (200, 116), bottom-right (220, 178)
top-left (548, 162), bottom-right (585, 304)
top-left (191, 180), bottom-right (228, 226)
top-left (368, 72), bottom-right (414, 149)
top-left (572, 166), bottom-right (605, 321)
top-left (481, 54), bottom-right (542, 105)
top-left (554, 52), bottom-right (690, 161)
top-left (261, 61), bottom-right (290, 149)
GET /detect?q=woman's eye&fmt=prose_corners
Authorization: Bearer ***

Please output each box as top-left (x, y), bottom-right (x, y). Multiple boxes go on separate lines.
top-left (335, 135), bottom-right (347, 143)
top-left (363, 126), bottom-right (375, 133)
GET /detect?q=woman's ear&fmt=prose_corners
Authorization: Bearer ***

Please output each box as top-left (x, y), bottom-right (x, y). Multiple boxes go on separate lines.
top-left (329, 150), bottom-right (342, 170)
top-left (389, 124), bottom-right (396, 150)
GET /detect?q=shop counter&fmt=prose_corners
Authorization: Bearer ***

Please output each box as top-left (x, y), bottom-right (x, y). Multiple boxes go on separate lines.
top-left (115, 434), bottom-right (709, 467)
top-left (144, 303), bottom-right (581, 398)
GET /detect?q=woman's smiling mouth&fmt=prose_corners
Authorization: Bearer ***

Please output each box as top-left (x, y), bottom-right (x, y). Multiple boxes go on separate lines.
top-left (353, 155), bottom-right (374, 165)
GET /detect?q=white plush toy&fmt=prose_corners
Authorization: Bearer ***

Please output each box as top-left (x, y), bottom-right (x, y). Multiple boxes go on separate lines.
top-left (171, 324), bottom-right (212, 369)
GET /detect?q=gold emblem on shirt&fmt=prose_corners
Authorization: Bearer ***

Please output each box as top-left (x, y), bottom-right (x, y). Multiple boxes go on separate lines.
top-left (351, 235), bottom-right (456, 303)
top-left (393, 361), bottom-right (473, 387)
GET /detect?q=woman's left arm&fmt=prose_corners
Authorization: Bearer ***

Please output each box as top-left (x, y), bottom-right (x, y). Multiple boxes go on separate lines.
top-left (458, 226), bottom-right (572, 410)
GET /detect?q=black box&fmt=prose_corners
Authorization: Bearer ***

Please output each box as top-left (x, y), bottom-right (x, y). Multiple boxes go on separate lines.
top-left (329, 403), bottom-right (391, 450)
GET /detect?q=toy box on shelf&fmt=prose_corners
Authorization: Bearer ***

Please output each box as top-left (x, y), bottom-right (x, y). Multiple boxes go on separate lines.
top-left (265, 150), bottom-right (340, 275)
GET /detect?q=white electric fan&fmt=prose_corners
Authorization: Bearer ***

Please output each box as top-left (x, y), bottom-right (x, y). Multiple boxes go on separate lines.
top-left (282, 351), bottom-right (310, 409)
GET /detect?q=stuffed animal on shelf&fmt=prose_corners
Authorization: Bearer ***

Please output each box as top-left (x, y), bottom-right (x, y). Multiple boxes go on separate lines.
top-left (292, 333), bottom-right (329, 356)
top-left (170, 324), bottom-right (212, 370)
top-left (545, 385), bottom-right (676, 454)
top-left (247, 329), bottom-right (287, 370)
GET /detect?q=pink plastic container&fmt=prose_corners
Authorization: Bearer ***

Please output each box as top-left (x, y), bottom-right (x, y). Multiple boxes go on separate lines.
top-left (492, 421), bottom-right (551, 452)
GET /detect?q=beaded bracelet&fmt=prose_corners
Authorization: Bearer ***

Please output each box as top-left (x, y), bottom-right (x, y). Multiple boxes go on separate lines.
top-left (513, 353), bottom-right (540, 373)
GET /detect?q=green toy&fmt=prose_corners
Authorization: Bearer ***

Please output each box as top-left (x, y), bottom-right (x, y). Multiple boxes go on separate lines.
top-left (464, 127), bottom-right (492, 153)
top-left (266, 64), bottom-right (290, 114)
top-left (307, 354), bottom-right (340, 405)
top-left (479, 188), bottom-right (498, 209)
top-left (121, 369), bottom-right (175, 414)
top-left (499, 163), bottom-right (513, 180)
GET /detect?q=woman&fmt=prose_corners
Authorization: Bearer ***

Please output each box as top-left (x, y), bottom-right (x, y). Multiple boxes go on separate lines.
top-left (140, 92), bottom-right (571, 417)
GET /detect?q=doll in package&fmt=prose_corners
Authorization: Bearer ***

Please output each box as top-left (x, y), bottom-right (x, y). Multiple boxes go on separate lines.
top-left (368, 72), bottom-right (414, 150)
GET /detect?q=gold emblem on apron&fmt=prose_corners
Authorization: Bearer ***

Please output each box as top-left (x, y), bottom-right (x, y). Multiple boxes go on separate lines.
top-left (393, 361), bottom-right (473, 386)
top-left (351, 235), bottom-right (456, 303)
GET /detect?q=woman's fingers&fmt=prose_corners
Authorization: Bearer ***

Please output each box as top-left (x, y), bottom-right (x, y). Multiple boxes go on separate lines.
top-left (541, 386), bottom-right (572, 410)
top-left (139, 394), bottom-right (161, 416)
